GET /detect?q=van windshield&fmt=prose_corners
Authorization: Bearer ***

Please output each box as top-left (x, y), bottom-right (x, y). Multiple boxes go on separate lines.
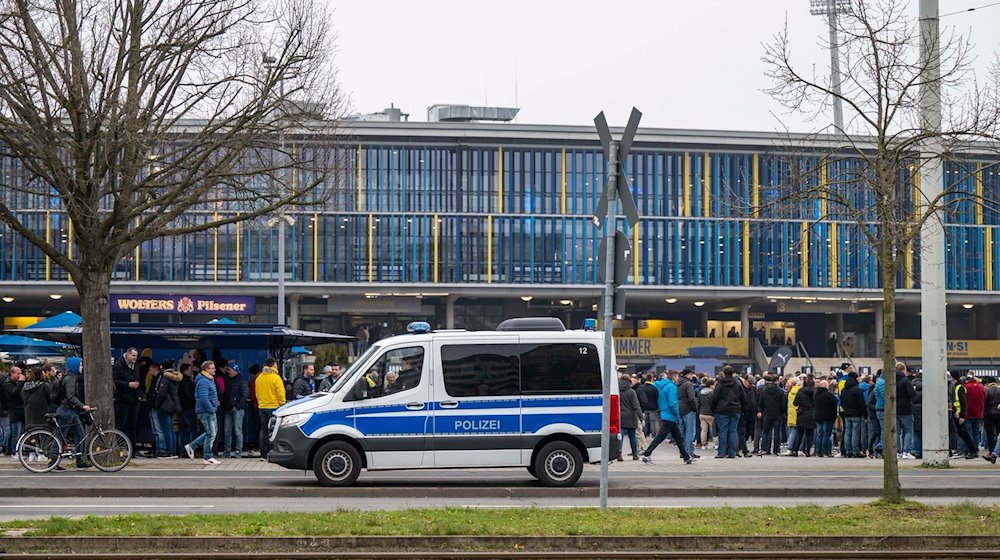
top-left (325, 344), bottom-right (381, 393)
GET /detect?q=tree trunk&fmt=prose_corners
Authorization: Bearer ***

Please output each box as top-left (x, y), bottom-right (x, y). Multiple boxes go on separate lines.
top-left (881, 272), bottom-right (901, 502)
top-left (75, 264), bottom-right (115, 429)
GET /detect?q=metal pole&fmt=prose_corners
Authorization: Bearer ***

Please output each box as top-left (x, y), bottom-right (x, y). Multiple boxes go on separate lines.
top-left (918, 0), bottom-right (948, 466)
top-left (277, 78), bottom-right (286, 325)
top-left (599, 142), bottom-right (618, 512)
top-left (827, 0), bottom-right (844, 133)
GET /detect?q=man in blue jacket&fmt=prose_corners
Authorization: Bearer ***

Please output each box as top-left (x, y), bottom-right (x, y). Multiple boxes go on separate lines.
top-left (184, 361), bottom-right (221, 465)
top-left (640, 371), bottom-right (694, 465)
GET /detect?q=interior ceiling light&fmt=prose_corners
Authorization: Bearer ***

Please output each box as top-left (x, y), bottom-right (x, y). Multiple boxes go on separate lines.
top-left (1, 297), bottom-right (12, 303)
top-left (559, 299), bottom-right (573, 305)
top-left (520, 296), bottom-right (533, 302)
top-left (49, 294), bottom-right (63, 300)
top-left (665, 298), bottom-right (677, 304)
top-left (963, 303), bottom-right (974, 309)
top-left (693, 301), bottom-right (705, 307)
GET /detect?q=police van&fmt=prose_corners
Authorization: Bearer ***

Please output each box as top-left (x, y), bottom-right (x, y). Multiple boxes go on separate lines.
top-left (267, 317), bottom-right (621, 487)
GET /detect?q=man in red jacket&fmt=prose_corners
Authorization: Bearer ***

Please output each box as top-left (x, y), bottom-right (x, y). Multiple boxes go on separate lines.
top-left (964, 371), bottom-right (987, 454)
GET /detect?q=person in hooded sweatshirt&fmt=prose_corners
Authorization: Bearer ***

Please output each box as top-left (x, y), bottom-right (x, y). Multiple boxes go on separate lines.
top-left (710, 365), bottom-right (749, 459)
top-left (640, 370), bottom-right (694, 465)
top-left (840, 371), bottom-right (868, 458)
top-left (791, 377), bottom-right (817, 456)
top-left (814, 379), bottom-right (839, 457)
top-left (756, 373), bottom-right (786, 455)
top-left (617, 375), bottom-right (642, 460)
top-left (154, 367), bottom-right (183, 459)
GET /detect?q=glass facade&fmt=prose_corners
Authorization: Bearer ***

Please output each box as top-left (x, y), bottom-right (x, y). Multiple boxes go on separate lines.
top-left (1, 124), bottom-right (998, 293)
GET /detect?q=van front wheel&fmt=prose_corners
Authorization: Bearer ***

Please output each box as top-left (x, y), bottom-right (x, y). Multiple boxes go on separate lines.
top-left (534, 441), bottom-right (583, 487)
top-left (313, 441), bottom-right (361, 487)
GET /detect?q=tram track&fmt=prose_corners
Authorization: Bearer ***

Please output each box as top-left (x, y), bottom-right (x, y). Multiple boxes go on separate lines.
top-left (0, 551), bottom-right (998, 559)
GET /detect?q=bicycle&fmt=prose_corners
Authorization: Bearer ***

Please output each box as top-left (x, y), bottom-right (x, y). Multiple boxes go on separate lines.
top-left (16, 407), bottom-right (132, 473)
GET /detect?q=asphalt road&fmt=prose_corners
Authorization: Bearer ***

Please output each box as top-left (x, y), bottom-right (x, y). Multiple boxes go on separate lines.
top-left (1, 458), bottom-right (998, 518)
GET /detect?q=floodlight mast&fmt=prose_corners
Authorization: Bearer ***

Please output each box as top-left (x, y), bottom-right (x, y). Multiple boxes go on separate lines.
top-left (809, 0), bottom-right (848, 134)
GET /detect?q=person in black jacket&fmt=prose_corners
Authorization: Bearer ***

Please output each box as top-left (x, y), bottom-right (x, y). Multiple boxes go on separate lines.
top-left (112, 347), bottom-right (140, 446)
top-left (177, 363), bottom-right (197, 457)
top-left (738, 375), bottom-right (758, 457)
top-left (618, 376), bottom-right (642, 460)
top-left (710, 366), bottom-right (748, 459)
top-left (638, 373), bottom-right (660, 438)
top-left (841, 372), bottom-right (867, 457)
top-left (154, 367), bottom-right (182, 458)
top-left (3, 367), bottom-right (25, 456)
top-left (51, 368), bottom-right (92, 468)
top-left (756, 374), bottom-right (786, 455)
top-left (814, 380), bottom-right (839, 457)
top-left (791, 378), bottom-right (817, 456)
top-left (221, 361), bottom-right (250, 459)
top-left (676, 369), bottom-right (699, 459)
top-left (912, 372), bottom-right (924, 459)
top-left (895, 364), bottom-right (917, 459)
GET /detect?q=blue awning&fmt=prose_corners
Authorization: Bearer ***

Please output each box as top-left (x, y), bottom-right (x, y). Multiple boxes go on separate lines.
top-left (9, 323), bottom-right (352, 358)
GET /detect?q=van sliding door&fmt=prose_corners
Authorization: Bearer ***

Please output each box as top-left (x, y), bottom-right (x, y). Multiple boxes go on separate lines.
top-left (432, 338), bottom-right (521, 467)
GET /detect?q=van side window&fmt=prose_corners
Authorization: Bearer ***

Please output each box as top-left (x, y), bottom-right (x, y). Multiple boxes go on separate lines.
top-left (346, 346), bottom-right (424, 401)
top-left (441, 345), bottom-right (519, 397)
top-left (520, 343), bottom-right (601, 394)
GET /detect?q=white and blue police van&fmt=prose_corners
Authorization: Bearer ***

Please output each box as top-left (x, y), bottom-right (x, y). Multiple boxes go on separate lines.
top-left (267, 317), bottom-right (621, 487)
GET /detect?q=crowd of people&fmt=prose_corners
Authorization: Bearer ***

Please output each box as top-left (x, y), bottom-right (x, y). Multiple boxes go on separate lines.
top-left (617, 362), bottom-right (1000, 464)
top-left (0, 349), bottom-right (348, 467)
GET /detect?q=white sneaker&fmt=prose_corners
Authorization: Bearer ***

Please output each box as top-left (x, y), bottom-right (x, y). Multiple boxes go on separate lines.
top-left (900, 452), bottom-right (916, 460)
top-left (28, 453), bottom-right (38, 462)
top-left (204, 457), bottom-right (221, 465)
top-left (184, 444), bottom-right (195, 460)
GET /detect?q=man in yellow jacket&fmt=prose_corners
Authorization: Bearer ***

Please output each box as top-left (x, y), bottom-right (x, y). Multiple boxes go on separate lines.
top-left (785, 376), bottom-right (801, 456)
top-left (254, 358), bottom-right (286, 461)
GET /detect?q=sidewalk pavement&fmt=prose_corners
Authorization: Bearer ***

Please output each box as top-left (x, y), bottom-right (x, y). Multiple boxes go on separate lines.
top-left (4, 449), bottom-right (998, 471)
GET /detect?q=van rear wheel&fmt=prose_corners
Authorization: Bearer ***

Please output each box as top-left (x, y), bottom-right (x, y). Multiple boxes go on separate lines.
top-left (534, 441), bottom-right (583, 487)
top-left (313, 441), bottom-right (361, 487)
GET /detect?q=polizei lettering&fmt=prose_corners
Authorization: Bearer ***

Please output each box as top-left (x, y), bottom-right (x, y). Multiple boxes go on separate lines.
top-left (454, 419), bottom-right (500, 431)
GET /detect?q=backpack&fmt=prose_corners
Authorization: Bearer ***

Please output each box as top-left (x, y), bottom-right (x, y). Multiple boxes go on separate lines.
top-left (49, 376), bottom-right (63, 404)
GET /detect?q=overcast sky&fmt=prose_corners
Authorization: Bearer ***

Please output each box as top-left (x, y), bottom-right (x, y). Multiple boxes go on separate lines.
top-left (329, 1), bottom-right (1000, 133)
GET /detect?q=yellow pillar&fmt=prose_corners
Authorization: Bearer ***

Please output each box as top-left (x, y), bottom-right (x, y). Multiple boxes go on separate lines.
top-left (801, 222), bottom-right (809, 288)
top-left (986, 228), bottom-right (994, 292)
top-left (703, 153), bottom-right (710, 217)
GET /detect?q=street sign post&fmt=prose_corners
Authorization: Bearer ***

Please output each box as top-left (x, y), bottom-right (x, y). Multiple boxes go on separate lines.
top-left (593, 107), bottom-right (641, 512)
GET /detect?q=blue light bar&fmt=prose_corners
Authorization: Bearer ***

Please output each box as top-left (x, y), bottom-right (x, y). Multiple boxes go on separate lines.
top-left (407, 321), bottom-right (432, 334)
top-left (583, 318), bottom-right (597, 331)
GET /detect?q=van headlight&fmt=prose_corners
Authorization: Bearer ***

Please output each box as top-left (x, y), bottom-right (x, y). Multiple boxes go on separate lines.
top-left (278, 413), bottom-right (312, 428)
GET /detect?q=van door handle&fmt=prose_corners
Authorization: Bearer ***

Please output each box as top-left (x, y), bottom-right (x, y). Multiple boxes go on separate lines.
top-left (439, 400), bottom-right (459, 409)
top-left (405, 402), bottom-right (425, 410)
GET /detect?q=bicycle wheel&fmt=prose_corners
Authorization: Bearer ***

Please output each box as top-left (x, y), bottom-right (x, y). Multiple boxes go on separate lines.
top-left (88, 428), bottom-right (132, 472)
top-left (17, 429), bottom-right (62, 473)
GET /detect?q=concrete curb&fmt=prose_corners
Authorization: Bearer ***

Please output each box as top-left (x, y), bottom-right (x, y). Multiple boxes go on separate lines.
top-left (2, 535), bottom-right (999, 553)
top-left (6, 486), bottom-right (996, 499)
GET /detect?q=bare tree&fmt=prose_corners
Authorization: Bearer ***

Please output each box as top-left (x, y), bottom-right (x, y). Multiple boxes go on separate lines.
top-left (0, 0), bottom-right (347, 426)
top-left (761, 0), bottom-right (999, 502)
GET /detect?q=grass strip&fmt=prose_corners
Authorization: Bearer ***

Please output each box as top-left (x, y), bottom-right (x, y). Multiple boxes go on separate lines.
top-left (3, 501), bottom-right (1000, 537)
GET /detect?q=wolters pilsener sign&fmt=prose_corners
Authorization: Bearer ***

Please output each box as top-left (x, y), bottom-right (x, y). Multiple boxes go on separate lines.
top-left (110, 294), bottom-right (255, 315)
